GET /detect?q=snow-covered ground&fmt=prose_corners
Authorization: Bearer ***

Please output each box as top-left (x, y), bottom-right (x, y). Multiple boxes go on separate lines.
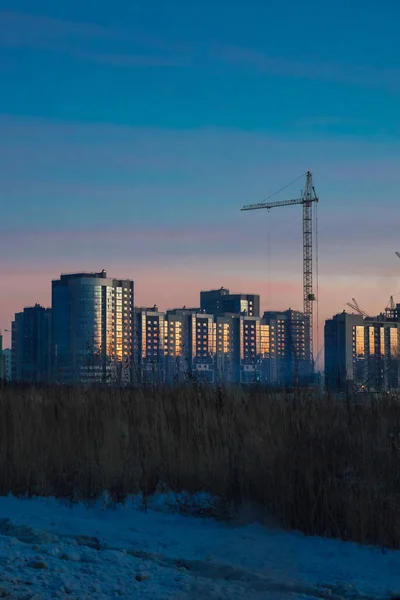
top-left (0, 493), bottom-right (398, 599)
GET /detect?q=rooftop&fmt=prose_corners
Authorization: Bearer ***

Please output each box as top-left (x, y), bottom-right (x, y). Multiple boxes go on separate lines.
top-left (58, 270), bottom-right (107, 281)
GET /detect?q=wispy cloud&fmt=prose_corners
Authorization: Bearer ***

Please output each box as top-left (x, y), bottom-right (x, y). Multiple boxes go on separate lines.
top-left (212, 43), bottom-right (400, 93)
top-left (3, 11), bottom-right (400, 84)
top-left (73, 49), bottom-right (183, 68)
top-left (0, 11), bottom-right (123, 45)
top-left (0, 11), bottom-right (122, 44)
top-left (1, 115), bottom-right (399, 247)
top-left (0, 11), bottom-right (182, 68)
top-left (0, 226), bottom-right (259, 265)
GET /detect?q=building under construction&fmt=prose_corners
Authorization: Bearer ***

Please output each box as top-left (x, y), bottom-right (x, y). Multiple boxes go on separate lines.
top-left (325, 307), bottom-right (400, 392)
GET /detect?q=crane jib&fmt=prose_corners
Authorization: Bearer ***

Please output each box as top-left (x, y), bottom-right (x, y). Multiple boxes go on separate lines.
top-left (241, 197), bottom-right (318, 212)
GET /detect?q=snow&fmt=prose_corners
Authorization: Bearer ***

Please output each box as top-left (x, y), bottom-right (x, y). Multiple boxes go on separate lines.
top-left (0, 493), bottom-right (398, 599)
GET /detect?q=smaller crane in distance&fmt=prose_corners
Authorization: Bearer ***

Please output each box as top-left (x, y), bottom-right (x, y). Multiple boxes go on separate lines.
top-left (241, 171), bottom-right (319, 369)
top-left (385, 295), bottom-right (396, 320)
top-left (346, 298), bottom-right (370, 318)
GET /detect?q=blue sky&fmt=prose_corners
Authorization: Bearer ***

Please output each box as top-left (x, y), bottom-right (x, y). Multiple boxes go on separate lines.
top-left (0, 0), bottom-right (399, 351)
top-left (1, 1), bottom-right (400, 130)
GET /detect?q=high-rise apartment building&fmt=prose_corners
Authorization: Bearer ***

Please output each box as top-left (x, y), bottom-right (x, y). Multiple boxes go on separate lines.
top-left (233, 314), bottom-right (277, 384)
top-left (189, 311), bottom-right (215, 383)
top-left (164, 308), bottom-right (215, 383)
top-left (215, 315), bottom-right (237, 383)
top-left (263, 310), bottom-right (311, 386)
top-left (11, 304), bottom-right (52, 383)
top-left (163, 308), bottom-right (190, 384)
top-left (52, 271), bottom-right (134, 384)
top-left (324, 311), bottom-right (400, 392)
top-left (200, 288), bottom-right (260, 317)
top-left (237, 315), bottom-right (261, 383)
top-left (133, 306), bottom-right (165, 384)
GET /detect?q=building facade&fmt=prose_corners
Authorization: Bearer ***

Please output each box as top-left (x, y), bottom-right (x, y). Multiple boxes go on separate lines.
top-left (214, 314), bottom-right (237, 383)
top-left (52, 271), bottom-right (134, 385)
top-left (2, 348), bottom-right (11, 382)
top-left (263, 309), bottom-right (311, 386)
top-left (132, 307), bottom-right (283, 386)
top-left (163, 308), bottom-right (191, 384)
top-left (188, 310), bottom-right (215, 383)
top-left (325, 311), bottom-right (400, 392)
top-left (11, 304), bottom-right (52, 383)
top-left (133, 306), bottom-right (165, 384)
top-left (164, 308), bottom-right (216, 384)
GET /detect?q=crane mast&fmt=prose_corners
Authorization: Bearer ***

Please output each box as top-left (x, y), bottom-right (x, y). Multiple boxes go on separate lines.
top-left (241, 171), bottom-right (319, 371)
top-left (302, 172), bottom-right (316, 363)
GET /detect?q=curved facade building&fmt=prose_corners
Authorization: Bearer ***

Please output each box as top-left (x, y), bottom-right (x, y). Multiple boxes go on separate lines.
top-left (52, 271), bottom-right (134, 384)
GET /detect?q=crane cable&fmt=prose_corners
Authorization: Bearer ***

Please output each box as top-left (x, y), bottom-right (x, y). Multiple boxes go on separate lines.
top-left (263, 172), bottom-right (305, 312)
top-left (261, 171), bottom-right (308, 309)
top-left (263, 172), bottom-right (306, 203)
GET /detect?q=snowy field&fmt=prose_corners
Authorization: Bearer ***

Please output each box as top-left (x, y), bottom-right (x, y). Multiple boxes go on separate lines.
top-left (0, 493), bottom-right (399, 599)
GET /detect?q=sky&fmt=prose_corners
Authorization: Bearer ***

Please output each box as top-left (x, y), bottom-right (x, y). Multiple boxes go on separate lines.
top-left (0, 0), bottom-right (400, 353)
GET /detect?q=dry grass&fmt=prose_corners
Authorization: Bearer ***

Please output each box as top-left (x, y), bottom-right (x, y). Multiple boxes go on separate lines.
top-left (0, 384), bottom-right (400, 548)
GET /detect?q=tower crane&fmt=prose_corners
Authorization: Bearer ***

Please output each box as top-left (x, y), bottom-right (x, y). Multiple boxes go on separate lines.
top-left (241, 171), bottom-right (319, 369)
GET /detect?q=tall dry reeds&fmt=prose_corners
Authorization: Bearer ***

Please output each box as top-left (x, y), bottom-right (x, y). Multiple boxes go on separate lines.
top-left (0, 384), bottom-right (400, 548)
